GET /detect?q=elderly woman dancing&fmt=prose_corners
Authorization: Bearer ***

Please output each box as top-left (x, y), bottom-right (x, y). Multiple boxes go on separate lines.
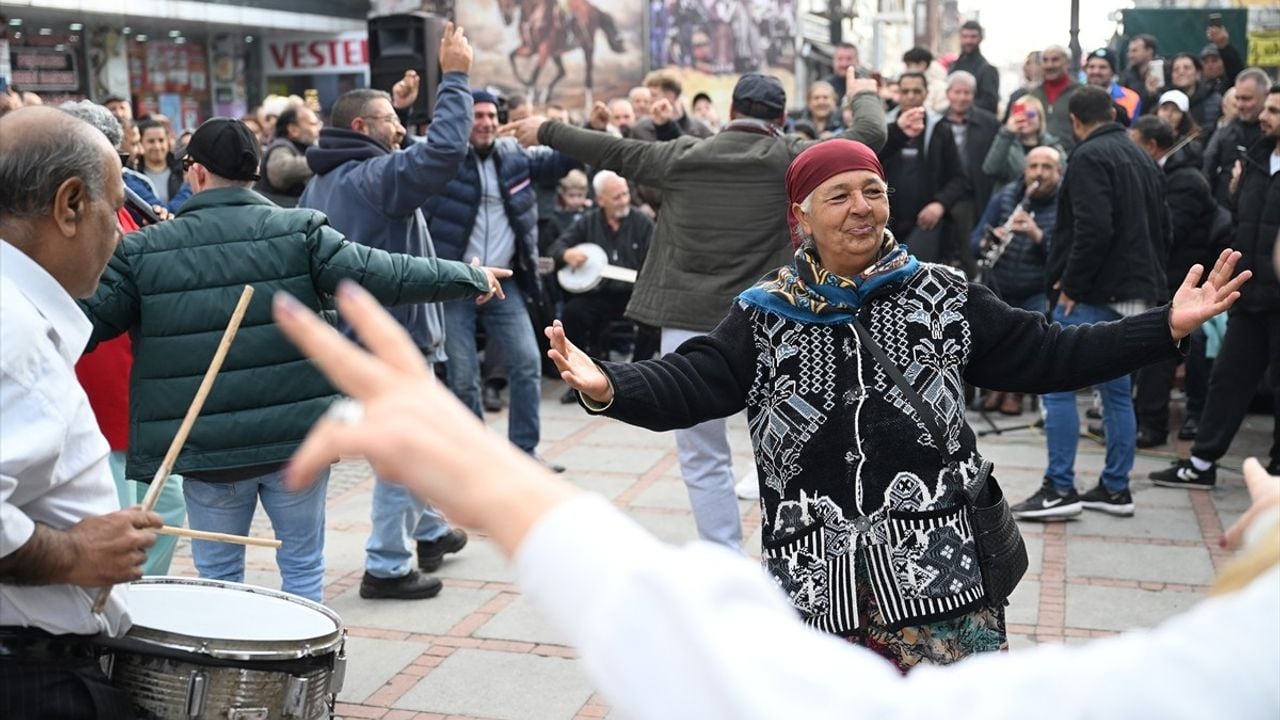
top-left (545, 139), bottom-right (1250, 670)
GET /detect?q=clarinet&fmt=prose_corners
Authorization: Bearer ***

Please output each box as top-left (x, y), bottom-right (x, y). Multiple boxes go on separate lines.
top-left (978, 180), bottom-right (1040, 274)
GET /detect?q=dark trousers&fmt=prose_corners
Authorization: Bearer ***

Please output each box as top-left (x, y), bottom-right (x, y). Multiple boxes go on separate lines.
top-left (1191, 311), bottom-right (1280, 463)
top-left (0, 656), bottom-right (132, 719)
top-left (562, 292), bottom-right (657, 361)
top-left (1134, 329), bottom-right (1212, 432)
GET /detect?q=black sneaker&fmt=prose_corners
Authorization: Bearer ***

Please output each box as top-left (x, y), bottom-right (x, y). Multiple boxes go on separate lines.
top-left (359, 570), bottom-right (442, 600)
top-left (418, 529), bottom-right (468, 573)
top-left (1086, 421), bottom-right (1105, 440)
top-left (1177, 415), bottom-right (1199, 440)
top-left (560, 388), bottom-right (578, 405)
top-left (1149, 459), bottom-right (1216, 490)
top-left (1080, 483), bottom-right (1135, 516)
top-left (1011, 481), bottom-right (1083, 520)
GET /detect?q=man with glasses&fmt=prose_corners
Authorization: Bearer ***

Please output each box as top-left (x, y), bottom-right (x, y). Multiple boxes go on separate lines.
top-left (300, 22), bottom-right (494, 600)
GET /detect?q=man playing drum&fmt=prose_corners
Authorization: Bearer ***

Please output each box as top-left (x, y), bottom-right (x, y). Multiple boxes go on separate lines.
top-left (0, 106), bottom-right (164, 718)
top-left (548, 169), bottom-right (656, 402)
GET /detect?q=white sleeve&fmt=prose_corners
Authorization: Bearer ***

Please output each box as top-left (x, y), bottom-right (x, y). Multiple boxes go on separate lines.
top-left (0, 373), bottom-right (66, 558)
top-left (515, 494), bottom-right (1280, 720)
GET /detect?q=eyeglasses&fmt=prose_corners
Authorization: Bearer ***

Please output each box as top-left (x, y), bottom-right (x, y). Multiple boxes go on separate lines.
top-left (181, 156), bottom-right (198, 171)
top-left (360, 113), bottom-right (402, 126)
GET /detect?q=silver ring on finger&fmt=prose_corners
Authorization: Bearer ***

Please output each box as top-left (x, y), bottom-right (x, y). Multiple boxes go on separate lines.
top-left (323, 398), bottom-right (365, 426)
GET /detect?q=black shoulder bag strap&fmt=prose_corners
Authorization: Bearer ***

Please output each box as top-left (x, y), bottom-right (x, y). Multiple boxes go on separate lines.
top-left (850, 317), bottom-right (993, 505)
top-left (850, 318), bottom-right (954, 461)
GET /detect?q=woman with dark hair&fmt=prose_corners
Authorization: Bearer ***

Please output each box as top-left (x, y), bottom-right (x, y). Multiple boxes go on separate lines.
top-left (1166, 52), bottom-right (1222, 141)
top-left (540, 139), bottom-right (1246, 670)
top-left (1157, 89), bottom-right (1206, 167)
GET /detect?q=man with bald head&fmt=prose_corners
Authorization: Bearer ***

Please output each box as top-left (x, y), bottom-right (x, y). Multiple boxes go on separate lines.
top-left (0, 106), bottom-right (163, 717)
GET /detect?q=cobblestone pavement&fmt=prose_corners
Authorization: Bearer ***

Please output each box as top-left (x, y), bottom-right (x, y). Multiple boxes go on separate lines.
top-left (163, 386), bottom-right (1271, 720)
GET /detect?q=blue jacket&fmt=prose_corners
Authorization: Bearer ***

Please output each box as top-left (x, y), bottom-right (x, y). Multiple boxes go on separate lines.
top-left (300, 71), bottom-right (475, 359)
top-left (424, 137), bottom-right (576, 300)
top-left (970, 178), bottom-right (1058, 302)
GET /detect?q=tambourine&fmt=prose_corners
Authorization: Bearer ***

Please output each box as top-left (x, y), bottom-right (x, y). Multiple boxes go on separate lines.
top-left (556, 243), bottom-right (638, 294)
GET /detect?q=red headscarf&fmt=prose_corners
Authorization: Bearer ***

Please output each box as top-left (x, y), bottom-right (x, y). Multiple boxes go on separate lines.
top-left (785, 140), bottom-right (885, 246)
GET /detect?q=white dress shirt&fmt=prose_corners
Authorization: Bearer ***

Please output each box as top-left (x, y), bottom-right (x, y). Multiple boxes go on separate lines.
top-left (0, 240), bottom-right (129, 636)
top-left (516, 493), bottom-right (1280, 720)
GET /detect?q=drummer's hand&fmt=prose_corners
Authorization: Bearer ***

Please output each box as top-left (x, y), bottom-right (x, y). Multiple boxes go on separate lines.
top-left (273, 282), bottom-right (579, 553)
top-left (66, 507), bottom-right (162, 586)
top-left (473, 257), bottom-right (511, 305)
top-left (544, 319), bottom-right (613, 404)
top-left (562, 247), bottom-right (588, 268)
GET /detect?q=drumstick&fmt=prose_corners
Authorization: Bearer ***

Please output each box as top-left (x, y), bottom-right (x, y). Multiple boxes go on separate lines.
top-left (93, 285), bottom-right (256, 613)
top-left (155, 525), bottom-right (282, 549)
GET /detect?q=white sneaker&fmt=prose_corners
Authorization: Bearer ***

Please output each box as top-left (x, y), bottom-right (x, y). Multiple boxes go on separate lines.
top-left (735, 468), bottom-right (760, 500)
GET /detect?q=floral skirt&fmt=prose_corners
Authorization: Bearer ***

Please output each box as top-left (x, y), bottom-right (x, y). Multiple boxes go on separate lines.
top-left (841, 554), bottom-right (1007, 672)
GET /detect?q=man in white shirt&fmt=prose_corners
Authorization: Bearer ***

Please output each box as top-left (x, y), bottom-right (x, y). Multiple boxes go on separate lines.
top-left (0, 105), bottom-right (163, 718)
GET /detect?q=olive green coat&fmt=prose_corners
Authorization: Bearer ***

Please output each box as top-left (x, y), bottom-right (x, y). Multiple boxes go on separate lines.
top-left (83, 187), bottom-right (488, 481)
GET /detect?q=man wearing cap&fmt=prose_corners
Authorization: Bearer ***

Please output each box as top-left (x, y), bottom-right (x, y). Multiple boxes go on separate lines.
top-left (421, 88), bottom-right (578, 478)
top-left (501, 70), bottom-right (886, 552)
top-left (1085, 48), bottom-right (1141, 125)
top-left (80, 114), bottom-right (509, 604)
top-left (300, 23), bottom-right (516, 600)
top-left (1200, 45), bottom-right (1229, 95)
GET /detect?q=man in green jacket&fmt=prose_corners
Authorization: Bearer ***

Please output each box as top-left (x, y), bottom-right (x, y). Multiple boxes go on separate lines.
top-left (82, 117), bottom-right (509, 603)
top-left (501, 71), bottom-right (886, 552)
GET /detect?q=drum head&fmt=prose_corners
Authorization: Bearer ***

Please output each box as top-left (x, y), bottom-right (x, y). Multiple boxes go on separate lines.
top-left (123, 577), bottom-right (343, 660)
top-left (556, 243), bottom-right (608, 294)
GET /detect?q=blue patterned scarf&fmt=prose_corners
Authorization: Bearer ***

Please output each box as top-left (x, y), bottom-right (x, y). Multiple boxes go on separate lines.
top-left (740, 233), bottom-right (919, 324)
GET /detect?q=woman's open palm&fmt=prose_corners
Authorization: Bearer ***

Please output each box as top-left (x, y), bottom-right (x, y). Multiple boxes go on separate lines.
top-left (545, 320), bottom-right (613, 403)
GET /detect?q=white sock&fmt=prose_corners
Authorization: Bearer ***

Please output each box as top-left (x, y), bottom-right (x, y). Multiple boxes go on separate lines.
top-left (1190, 456), bottom-right (1213, 472)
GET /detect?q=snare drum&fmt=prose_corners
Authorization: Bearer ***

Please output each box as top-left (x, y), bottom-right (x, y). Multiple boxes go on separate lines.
top-left (101, 577), bottom-right (346, 720)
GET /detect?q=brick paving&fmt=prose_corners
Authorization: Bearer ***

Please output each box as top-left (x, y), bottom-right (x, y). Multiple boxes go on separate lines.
top-left (161, 387), bottom-right (1271, 719)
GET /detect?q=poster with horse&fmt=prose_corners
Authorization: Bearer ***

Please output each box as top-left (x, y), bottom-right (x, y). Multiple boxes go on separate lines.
top-left (459, 0), bottom-right (643, 112)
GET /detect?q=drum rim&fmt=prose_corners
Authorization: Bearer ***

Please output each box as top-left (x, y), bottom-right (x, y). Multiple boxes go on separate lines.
top-left (121, 576), bottom-right (344, 661)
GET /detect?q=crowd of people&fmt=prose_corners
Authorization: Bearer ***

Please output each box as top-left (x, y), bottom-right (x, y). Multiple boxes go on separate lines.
top-left (1, 13), bottom-right (1278, 719)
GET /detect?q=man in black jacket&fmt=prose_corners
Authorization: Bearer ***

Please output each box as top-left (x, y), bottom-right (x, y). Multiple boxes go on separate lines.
top-left (944, 70), bottom-right (1001, 276)
top-left (1204, 68), bottom-right (1270, 206)
top-left (1153, 84), bottom-right (1280, 488)
top-left (949, 21), bottom-right (999, 114)
top-left (1013, 86), bottom-right (1170, 521)
top-left (1128, 116), bottom-right (1217, 447)
top-left (881, 72), bottom-right (969, 264)
top-left (549, 170), bottom-right (654, 401)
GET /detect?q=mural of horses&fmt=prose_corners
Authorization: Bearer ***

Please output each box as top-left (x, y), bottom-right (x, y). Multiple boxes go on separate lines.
top-left (497, 0), bottom-right (626, 106)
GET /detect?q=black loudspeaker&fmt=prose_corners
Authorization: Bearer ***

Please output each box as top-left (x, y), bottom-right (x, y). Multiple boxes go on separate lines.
top-left (368, 13), bottom-right (445, 125)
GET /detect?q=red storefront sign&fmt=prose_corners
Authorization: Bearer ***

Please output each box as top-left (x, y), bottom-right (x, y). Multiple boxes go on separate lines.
top-left (265, 35), bottom-right (368, 76)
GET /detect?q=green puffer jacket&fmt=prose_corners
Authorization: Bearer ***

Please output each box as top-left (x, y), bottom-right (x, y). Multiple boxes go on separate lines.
top-left (83, 187), bottom-right (489, 482)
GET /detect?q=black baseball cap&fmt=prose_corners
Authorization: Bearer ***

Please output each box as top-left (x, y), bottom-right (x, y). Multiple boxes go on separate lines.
top-left (180, 117), bottom-right (261, 181)
top-left (1088, 48), bottom-right (1118, 73)
top-left (1200, 44), bottom-right (1222, 58)
top-left (732, 73), bottom-right (786, 119)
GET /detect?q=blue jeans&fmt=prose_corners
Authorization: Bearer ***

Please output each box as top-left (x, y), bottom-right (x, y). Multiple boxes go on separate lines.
top-left (1042, 303), bottom-right (1135, 493)
top-left (183, 469), bottom-right (329, 602)
top-left (366, 477), bottom-right (450, 578)
top-left (443, 278), bottom-right (541, 453)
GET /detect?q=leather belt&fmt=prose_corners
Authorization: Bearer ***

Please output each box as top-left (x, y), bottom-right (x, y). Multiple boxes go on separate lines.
top-left (0, 627), bottom-right (99, 662)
